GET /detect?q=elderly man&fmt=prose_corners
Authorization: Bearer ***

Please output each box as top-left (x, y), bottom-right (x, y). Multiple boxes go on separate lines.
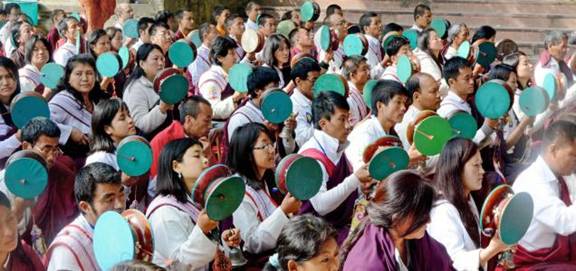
top-left (114, 3), bottom-right (134, 30)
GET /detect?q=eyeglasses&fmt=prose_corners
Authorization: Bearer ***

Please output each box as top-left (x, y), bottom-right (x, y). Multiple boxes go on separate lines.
top-left (253, 143), bottom-right (275, 151)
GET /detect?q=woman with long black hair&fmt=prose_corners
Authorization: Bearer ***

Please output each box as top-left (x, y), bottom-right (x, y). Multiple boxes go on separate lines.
top-left (428, 138), bottom-right (508, 270)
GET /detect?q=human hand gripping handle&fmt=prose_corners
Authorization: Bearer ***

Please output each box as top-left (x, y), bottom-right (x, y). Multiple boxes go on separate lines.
top-left (197, 210), bottom-right (219, 235)
top-left (280, 192), bottom-right (302, 216)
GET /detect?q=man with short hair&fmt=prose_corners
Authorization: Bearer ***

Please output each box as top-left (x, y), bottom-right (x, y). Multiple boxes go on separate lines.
top-left (291, 57), bottom-right (321, 147)
top-left (47, 9), bottom-right (66, 50)
top-left (150, 96), bottom-right (213, 177)
top-left (257, 13), bottom-right (276, 39)
top-left (155, 11), bottom-right (178, 33)
top-left (8, 20), bottom-right (34, 68)
top-left (411, 4), bottom-right (432, 33)
top-left (226, 67), bottom-right (296, 156)
top-left (0, 4), bottom-right (21, 50)
top-left (345, 80), bottom-right (412, 171)
top-left (45, 162), bottom-right (125, 271)
top-left (131, 17), bottom-right (155, 53)
top-left (244, 1), bottom-right (261, 31)
top-left (187, 22), bottom-right (218, 94)
top-left (536, 31), bottom-right (573, 91)
top-left (318, 12), bottom-right (347, 73)
top-left (380, 35), bottom-right (417, 82)
top-left (213, 5), bottom-right (231, 37)
top-left (0, 118), bottom-right (78, 246)
top-left (395, 73), bottom-right (441, 150)
top-left (290, 27), bottom-right (316, 59)
top-left (342, 56), bottom-right (370, 127)
top-left (174, 10), bottom-right (194, 40)
top-left (149, 22), bottom-right (173, 56)
top-left (359, 12), bottom-right (383, 68)
top-left (226, 14), bottom-right (246, 61)
top-left (114, 3), bottom-right (134, 30)
top-left (512, 120), bottom-right (576, 269)
top-left (299, 91), bottom-right (371, 243)
top-left (53, 16), bottom-right (80, 66)
top-left (437, 57), bottom-right (498, 144)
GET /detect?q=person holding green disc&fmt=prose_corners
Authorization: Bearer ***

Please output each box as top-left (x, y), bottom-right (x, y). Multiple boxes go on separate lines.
top-left (198, 36), bottom-right (244, 120)
top-left (19, 36), bottom-right (52, 98)
top-left (317, 13), bottom-right (348, 74)
top-left (428, 138), bottom-right (509, 270)
top-left (291, 58), bottom-right (322, 147)
top-left (46, 163), bottom-right (125, 271)
top-left (346, 80), bottom-right (425, 171)
top-left (53, 16), bottom-right (81, 67)
top-left (410, 4), bottom-right (432, 33)
top-left (342, 56), bottom-right (370, 127)
top-left (0, 117), bottom-right (78, 246)
top-left (380, 35), bottom-right (418, 83)
top-left (414, 28), bottom-right (444, 84)
top-left (147, 138), bottom-right (241, 269)
top-left (437, 57), bottom-right (498, 144)
top-left (229, 123), bottom-right (301, 265)
top-left (291, 27), bottom-right (317, 60)
top-left (87, 29), bottom-right (125, 97)
top-left (149, 22), bottom-right (174, 67)
top-left (226, 67), bottom-right (296, 155)
top-left (123, 44), bottom-right (173, 139)
top-left (359, 12), bottom-right (383, 69)
top-left (395, 73), bottom-right (441, 150)
top-left (444, 23), bottom-right (470, 61)
top-left (299, 91), bottom-right (373, 244)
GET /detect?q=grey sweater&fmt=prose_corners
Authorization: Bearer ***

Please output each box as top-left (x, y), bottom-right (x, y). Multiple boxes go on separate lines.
top-left (123, 76), bottom-right (167, 135)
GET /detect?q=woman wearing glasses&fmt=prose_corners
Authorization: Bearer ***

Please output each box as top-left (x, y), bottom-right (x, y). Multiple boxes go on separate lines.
top-left (228, 122), bottom-right (301, 268)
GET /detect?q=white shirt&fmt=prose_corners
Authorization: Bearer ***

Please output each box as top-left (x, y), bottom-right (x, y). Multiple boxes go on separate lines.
top-left (131, 39), bottom-right (144, 53)
top-left (414, 48), bottom-right (442, 81)
top-left (233, 181), bottom-right (289, 254)
top-left (19, 64), bottom-right (42, 92)
top-left (226, 100), bottom-right (265, 141)
top-left (0, 21), bottom-right (13, 50)
top-left (47, 215), bottom-right (97, 271)
top-left (291, 88), bottom-right (314, 147)
top-left (365, 35), bottom-right (383, 68)
top-left (395, 105), bottom-right (421, 150)
top-left (147, 197), bottom-right (217, 270)
top-left (347, 82), bottom-right (369, 127)
top-left (345, 115), bottom-right (388, 171)
top-left (444, 46), bottom-right (458, 61)
top-left (188, 44), bottom-right (212, 91)
top-left (317, 44), bottom-right (345, 74)
top-left (534, 57), bottom-right (561, 88)
top-left (380, 65), bottom-right (401, 83)
top-left (513, 156), bottom-right (576, 251)
top-left (198, 65), bottom-right (236, 120)
top-left (299, 130), bottom-right (360, 215)
top-left (437, 91), bottom-right (493, 145)
top-left (410, 24), bottom-right (424, 33)
top-left (428, 198), bottom-right (481, 271)
top-left (245, 19), bottom-right (258, 31)
top-left (53, 42), bottom-right (78, 67)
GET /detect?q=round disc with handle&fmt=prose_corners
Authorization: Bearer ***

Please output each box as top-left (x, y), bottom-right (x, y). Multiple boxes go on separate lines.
top-left (168, 40), bottom-right (196, 69)
top-left (448, 111), bottom-right (478, 140)
top-left (123, 19), bottom-right (139, 39)
top-left (313, 73), bottom-right (347, 97)
top-left (116, 136), bottom-right (153, 177)
top-left (261, 90), bottom-right (293, 124)
top-left (5, 156), bottom-right (48, 200)
top-left (205, 176), bottom-right (246, 221)
top-left (93, 211), bottom-right (136, 271)
top-left (40, 63), bottom-right (64, 89)
top-left (474, 81), bottom-right (511, 119)
top-left (228, 63), bottom-right (253, 93)
top-left (413, 115), bottom-right (452, 156)
top-left (10, 93), bottom-right (50, 129)
top-left (519, 87), bottom-right (550, 117)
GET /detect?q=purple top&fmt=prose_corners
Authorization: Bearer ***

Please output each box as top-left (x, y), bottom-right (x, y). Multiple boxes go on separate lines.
top-left (343, 223), bottom-right (455, 271)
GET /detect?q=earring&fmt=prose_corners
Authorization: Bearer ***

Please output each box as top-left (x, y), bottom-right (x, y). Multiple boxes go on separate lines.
top-left (178, 172), bottom-right (182, 179)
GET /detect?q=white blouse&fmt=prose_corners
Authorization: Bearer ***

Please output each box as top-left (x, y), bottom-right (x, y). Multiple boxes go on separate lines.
top-left (427, 198), bottom-right (482, 271)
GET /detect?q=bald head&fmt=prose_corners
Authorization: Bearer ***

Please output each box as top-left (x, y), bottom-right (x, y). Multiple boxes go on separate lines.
top-left (406, 73), bottom-right (441, 111)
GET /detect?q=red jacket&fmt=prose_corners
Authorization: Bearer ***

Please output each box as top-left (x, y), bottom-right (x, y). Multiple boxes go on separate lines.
top-left (150, 120), bottom-right (186, 177)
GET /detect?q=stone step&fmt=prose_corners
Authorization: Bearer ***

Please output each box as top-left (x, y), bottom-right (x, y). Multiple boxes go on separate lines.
top-left (262, 0), bottom-right (576, 16)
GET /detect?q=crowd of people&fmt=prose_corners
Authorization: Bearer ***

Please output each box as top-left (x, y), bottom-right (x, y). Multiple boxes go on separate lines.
top-left (0, 1), bottom-right (576, 270)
